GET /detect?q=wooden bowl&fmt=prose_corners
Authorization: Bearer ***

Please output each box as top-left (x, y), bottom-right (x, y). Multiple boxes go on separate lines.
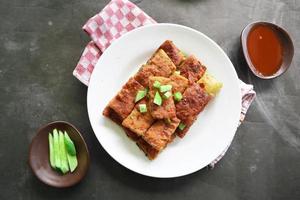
top-left (241, 21), bottom-right (294, 79)
top-left (29, 121), bottom-right (90, 188)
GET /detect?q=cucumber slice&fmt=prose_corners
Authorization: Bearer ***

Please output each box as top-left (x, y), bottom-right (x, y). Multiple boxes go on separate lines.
top-left (52, 129), bottom-right (61, 170)
top-left (59, 131), bottom-right (69, 174)
top-left (64, 131), bottom-right (78, 172)
top-left (64, 131), bottom-right (76, 156)
top-left (48, 133), bottom-right (55, 168)
top-left (67, 153), bottom-right (78, 172)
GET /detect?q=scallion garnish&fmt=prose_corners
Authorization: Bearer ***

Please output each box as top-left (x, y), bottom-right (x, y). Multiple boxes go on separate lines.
top-left (163, 91), bottom-right (172, 99)
top-left (160, 84), bottom-right (172, 93)
top-left (139, 104), bottom-right (147, 113)
top-left (153, 80), bottom-right (161, 89)
top-left (174, 91), bottom-right (183, 102)
top-left (178, 122), bottom-right (186, 131)
top-left (153, 91), bottom-right (162, 106)
top-left (135, 89), bottom-right (147, 102)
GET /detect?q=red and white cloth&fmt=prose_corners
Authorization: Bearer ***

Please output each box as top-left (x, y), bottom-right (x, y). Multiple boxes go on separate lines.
top-left (73, 0), bottom-right (155, 85)
top-left (73, 0), bottom-right (256, 167)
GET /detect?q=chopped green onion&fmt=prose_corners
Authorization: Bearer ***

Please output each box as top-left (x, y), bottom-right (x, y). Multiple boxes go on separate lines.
top-left (153, 80), bottom-right (161, 89)
top-left (139, 104), bottom-right (147, 113)
top-left (178, 122), bottom-right (186, 131)
top-left (174, 92), bottom-right (183, 102)
top-left (174, 71), bottom-right (180, 75)
top-left (48, 133), bottom-right (55, 168)
top-left (163, 91), bottom-right (172, 99)
top-left (160, 84), bottom-right (172, 93)
top-left (153, 91), bottom-right (162, 106)
top-left (135, 90), bottom-right (146, 102)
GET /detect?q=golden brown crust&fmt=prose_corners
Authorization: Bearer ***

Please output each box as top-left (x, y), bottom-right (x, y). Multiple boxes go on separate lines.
top-left (143, 117), bottom-right (180, 151)
top-left (108, 78), bottom-right (144, 120)
top-left (147, 49), bottom-right (176, 74)
top-left (103, 107), bottom-right (141, 142)
top-left (122, 100), bottom-right (154, 137)
top-left (148, 76), bottom-right (176, 119)
top-left (123, 127), bottom-right (140, 142)
top-left (178, 55), bottom-right (206, 83)
top-left (159, 40), bottom-right (185, 66)
top-left (103, 107), bottom-right (123, 125)
top-left (175, 83), bottom-right (211, 138)
top-left (136, 138), bottom-right (159, 160)
top-left (134, 64), bottom-right (163, 87)
top-left (169, 73), bottom-right (189, 93)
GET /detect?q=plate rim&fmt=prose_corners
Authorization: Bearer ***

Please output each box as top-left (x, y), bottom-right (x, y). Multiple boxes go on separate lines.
top-left (87, 23), bottom-right (242, 178)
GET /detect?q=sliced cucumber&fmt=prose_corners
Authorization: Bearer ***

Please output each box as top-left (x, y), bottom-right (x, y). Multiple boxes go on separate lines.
top-left (59, 130), bottom-right (69, 174)
top-left (64, 131), bottom-right (76, 156)
top-left (67, 153), bottom-right (78, 172)
top-left (52, 129), bottom-right (61, 170)
top-left (48, 133), bottom-right (55, 168)
top-left (64, 131), bottom-right (78, 172)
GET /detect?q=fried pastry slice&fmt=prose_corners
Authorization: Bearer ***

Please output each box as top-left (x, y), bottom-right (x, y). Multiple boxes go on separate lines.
top-left (103, 107), bottom-right (123, 125)
top-left (148, 76), bottom-right (176, 119)
top-left (147, 49), bottom-right (176, 74)
top-left (136, 138), bottom-right (159, 160)
top-left (175, 83), bottom-right (211, 138)
top-left (104, 78), bottom-right (144, 121)
top-left (143, 117), bottom-right (180, 151)
top-left (122, 100), bottom-right (154, 137)
top-left (134, 64), bottom-right (172, 87)
top-left (103, 106), bottom-right (141, 142)
top-left (178, 55), bottom-right (206, 83)
top-left (169, 73), bottom-right (189, 94)
top-left (123, 127), bottom-right (140, 142)
top-left (158, 40), bottom-right (185, 66)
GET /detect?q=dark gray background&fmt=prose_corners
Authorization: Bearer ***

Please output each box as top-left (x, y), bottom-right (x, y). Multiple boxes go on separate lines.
top-left (1, 0), bottom-right (299, 199)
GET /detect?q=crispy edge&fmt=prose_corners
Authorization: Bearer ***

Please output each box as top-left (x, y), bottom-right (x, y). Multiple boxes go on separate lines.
top-left (175, 83), bottom-right (211, 138)
top-left (159, 40), bottom-right (185, 66)
top-left (136, 138), bottom-right (159, 160)
top-left (122, 100), bottom-right (154, 137)
top-left (134, 64), bottom-right (170, 87)
top-left (169, 73), bottom-right (189, 93)
top-left (143, 117), bottom-right (180, 151)
top-left (178, 55), bottom-right (207, 83)
top-left (147, 49), bottom-right (176, 74)
top-left (108, 77), bottom-right (144, 120)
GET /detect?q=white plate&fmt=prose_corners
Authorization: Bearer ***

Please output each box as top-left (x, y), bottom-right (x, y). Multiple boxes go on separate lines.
top-left (87, 23), bottom-right (241, 178)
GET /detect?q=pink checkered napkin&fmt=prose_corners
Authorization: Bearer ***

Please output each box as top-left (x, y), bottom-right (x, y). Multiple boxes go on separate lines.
top-left (73, 0), bottom-right (256, 167)
top-left (73, 0), bottom-right (155, 85)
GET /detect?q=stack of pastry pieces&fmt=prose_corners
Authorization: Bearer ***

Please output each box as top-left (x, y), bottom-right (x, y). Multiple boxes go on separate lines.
top-left (103, 40), bottom-right (222, 159)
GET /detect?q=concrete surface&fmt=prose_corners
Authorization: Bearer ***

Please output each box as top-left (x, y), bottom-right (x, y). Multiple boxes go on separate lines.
top-left (0, 0), bottom-right (299, 199)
